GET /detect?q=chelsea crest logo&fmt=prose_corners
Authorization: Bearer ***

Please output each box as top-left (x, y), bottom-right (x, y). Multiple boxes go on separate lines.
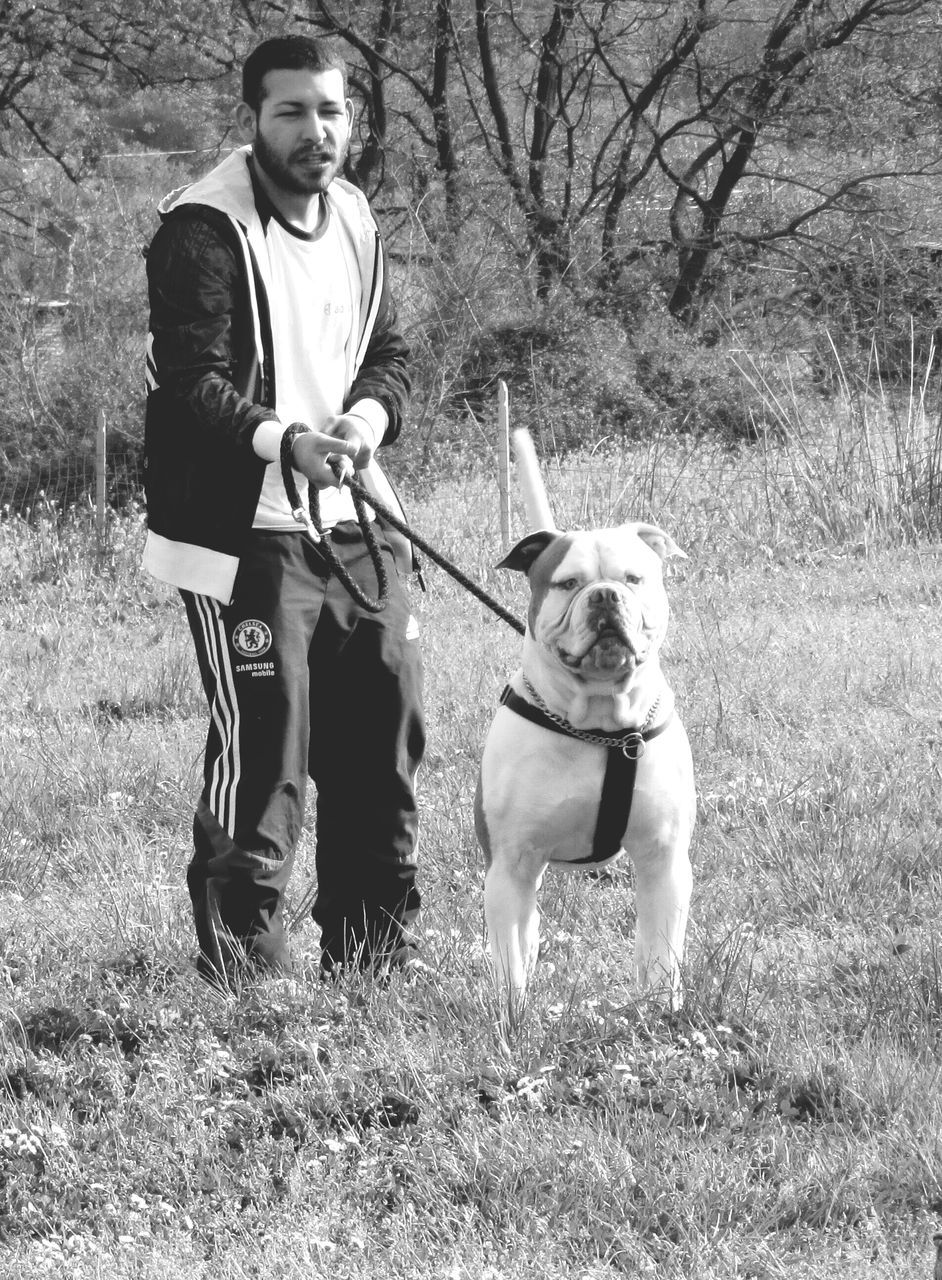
top-left (232, 619), bottom-right (272, 658)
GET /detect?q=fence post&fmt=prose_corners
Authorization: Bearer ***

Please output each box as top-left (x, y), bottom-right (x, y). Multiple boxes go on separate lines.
top-left (497, 380), bottom-right (511, 550)
top-left (95, 409), bottom-right (107, 552)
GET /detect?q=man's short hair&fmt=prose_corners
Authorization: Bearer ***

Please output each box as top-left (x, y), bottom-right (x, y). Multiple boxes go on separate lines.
top-left (242, 36), bottom-right (347, 112)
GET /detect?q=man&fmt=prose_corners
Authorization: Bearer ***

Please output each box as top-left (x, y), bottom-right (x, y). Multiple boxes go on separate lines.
top-left (142, 35), bottom-right (424, 986)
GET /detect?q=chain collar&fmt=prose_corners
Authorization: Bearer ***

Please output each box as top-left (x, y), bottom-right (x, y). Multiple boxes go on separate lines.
top-left (521, 676), bottom-right (662, 760)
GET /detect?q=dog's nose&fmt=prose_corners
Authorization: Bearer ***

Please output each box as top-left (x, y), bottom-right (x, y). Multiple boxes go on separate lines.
top-left (588, 584), bottom-right (621, 608)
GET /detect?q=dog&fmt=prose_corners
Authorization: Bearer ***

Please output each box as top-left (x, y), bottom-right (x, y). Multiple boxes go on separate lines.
top-left (474, 523), bottom-right (695, 1008)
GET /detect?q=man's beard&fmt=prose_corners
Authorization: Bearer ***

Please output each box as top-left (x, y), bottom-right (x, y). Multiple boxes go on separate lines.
top-left (252, 128), bottom-right (347, 196)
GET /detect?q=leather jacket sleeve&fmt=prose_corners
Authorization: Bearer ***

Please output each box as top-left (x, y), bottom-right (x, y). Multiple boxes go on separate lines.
top-left (146, 208), bottom-right (275, 452)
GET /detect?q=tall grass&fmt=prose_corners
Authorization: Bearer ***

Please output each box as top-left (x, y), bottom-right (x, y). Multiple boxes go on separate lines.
top-left (0, 382), bottom-right (941, 1277)
top-left (733, 337), bottom-right (942, 546)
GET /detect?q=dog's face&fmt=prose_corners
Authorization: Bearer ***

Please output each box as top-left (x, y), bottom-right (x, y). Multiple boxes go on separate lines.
top-left (499, 525), bottom-right (684, 685)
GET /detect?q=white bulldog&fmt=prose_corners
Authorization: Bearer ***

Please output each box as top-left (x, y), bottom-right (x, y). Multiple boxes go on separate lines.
top-left (474, 524), bottom-right (695, 1008)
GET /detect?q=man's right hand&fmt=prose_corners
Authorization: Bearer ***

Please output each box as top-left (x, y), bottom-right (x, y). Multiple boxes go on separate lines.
top-left (290, 429), bottom-right (358, 490)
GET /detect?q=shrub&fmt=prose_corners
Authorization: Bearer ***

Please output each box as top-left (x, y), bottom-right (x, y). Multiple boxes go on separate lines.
top-left (447, 292), bottom-right (772, 461)
top-left (802, 234), bottom-right (942, 388)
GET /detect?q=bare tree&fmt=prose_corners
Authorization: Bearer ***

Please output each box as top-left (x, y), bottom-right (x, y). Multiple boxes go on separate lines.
top-left (289, 0), bottom-right (462, 236)
top-left (439, 0), bottom-right (940, 316)
top-left (1, 0), bottom-right (939, 325)
top-left (658, 0), bottom-right (940, 320)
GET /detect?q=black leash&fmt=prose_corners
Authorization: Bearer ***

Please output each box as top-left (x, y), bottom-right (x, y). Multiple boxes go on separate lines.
top-left (342, 468), bottom-right (526, 635)
top-left (281, 428), bottom-right (389, 613)
top-left (312, 470), bottom-right (390, 613)
top-left (281, 429), bottom-right (526, 634)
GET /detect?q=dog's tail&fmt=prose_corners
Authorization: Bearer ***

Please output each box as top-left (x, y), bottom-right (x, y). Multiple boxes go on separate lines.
top-left (512, 428), bottom-right (556, 532)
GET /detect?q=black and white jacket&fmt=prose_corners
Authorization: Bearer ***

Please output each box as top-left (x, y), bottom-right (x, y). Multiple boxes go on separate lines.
top-left (143, 146), bottom-right (411, 604)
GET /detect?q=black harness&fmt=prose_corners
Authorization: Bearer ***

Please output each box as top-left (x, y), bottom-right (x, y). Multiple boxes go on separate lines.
top-left (499, 684), bottom-right (673, 866)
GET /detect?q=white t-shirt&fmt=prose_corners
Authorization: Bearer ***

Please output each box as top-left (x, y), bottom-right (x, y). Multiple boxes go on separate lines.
top-left (253, 205), bottom-right (358, 529)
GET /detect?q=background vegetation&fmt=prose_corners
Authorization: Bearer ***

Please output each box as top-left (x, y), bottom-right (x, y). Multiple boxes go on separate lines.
top-left (0, 0), bottom-right (940, 503)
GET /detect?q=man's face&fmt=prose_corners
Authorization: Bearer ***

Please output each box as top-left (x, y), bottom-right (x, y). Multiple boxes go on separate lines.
top-left (240, 68), bottom-right (353, 196)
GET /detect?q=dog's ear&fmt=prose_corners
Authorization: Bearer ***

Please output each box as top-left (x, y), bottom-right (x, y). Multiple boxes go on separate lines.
top-left (496, 530), bottom-right (560, 573)
top-left (630, 523), bottom-right (687, 561)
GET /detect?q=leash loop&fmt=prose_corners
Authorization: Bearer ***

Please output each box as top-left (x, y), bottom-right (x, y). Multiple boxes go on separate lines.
top-left (280, 428), bottom-right (389, 613)
top-left (308, 459), bottom-right (390, 613)
top-left (279, 422), bottom-right (526, 632)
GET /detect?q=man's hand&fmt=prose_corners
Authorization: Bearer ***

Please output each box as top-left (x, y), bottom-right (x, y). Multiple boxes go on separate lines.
top-left (324, 413), bottom-right (375, 470)
top-left (290, 429), bottom-right (359, 490)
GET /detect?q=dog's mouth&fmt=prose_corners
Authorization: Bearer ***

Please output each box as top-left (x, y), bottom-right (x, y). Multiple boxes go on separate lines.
top-left (558, 622), bottom-right (640, 675)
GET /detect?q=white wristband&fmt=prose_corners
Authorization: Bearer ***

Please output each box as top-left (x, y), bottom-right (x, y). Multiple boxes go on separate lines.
top-left (252, 419), bottom-right (286, 463)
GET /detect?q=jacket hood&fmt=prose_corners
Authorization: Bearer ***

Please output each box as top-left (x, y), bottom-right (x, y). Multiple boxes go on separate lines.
top-left (157, 145), bottom-right (378, 252)
top-left (157, 146), bottom-right (258, 225)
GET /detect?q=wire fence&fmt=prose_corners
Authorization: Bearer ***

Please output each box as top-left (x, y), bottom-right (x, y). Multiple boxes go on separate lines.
top-left (0, 414), bottom-right (142, 536)
top-left (0, 429), bottom-right (791, 526)
top-left (0, 455), bottom-right (123, 516)
top-left (3, 394), bottom-right (941, 556)
top-left (0, 409), bottom-right (752, 523)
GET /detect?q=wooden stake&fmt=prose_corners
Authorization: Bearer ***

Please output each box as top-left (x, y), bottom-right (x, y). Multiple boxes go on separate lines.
top-left (95, 409), bottom-right (107, 551)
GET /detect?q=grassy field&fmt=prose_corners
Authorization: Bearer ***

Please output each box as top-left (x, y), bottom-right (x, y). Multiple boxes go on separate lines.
top-left (1, 397), bottom-right (941, 1278)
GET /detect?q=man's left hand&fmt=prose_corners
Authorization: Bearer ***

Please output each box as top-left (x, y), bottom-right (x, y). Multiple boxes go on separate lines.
top-left (324, 414), bottom-right (375, 471)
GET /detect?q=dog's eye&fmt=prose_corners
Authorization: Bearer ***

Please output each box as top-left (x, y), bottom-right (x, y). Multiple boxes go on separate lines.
top-left (553, 577), bottom-right (579, 591)
top-left (625, 573), bottom-right (642, 586)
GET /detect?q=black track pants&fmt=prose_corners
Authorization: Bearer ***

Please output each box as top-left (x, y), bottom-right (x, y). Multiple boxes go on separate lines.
top-left (181, 523), bottom-right (425, 980)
